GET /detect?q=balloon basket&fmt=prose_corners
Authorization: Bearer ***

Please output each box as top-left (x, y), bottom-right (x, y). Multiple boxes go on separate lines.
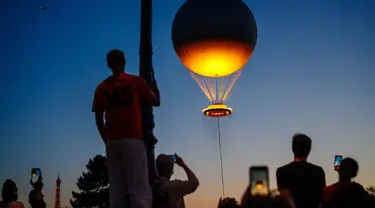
top-left (202, 104), bottom-right (232, 117)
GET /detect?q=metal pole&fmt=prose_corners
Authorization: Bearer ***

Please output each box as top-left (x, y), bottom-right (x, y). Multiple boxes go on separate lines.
top-left (139, 0), bottom-right (158, 184)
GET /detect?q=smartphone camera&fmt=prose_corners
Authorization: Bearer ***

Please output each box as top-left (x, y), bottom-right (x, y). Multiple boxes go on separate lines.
top-left (249, 166), bottom-right (269, 196)
top-left (334, 155), bottom-right (343, 171)
top-left (31, 168), bottom-right (41, 184)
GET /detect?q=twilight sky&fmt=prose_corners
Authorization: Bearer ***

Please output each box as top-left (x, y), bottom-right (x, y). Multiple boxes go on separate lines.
top-left (1, 0), bottom-right (374, 207)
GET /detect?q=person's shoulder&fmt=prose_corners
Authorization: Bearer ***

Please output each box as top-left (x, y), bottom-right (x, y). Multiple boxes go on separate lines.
top-left (124, 73), bottom-right (139, 78)
top-left (97, 76), bottom-right (113, 89)
top-left (351, 181), bottom-right (364, 187)
top-left (164, 179), bottom-right (187, 186)
top-left (324, 182), bottom-right (338, 191)
top-left (29, 189), bottom-right (36, 196)
top-left (349, 182), bottom-right (366, 191)
top-left (123, 74), bottom-right (144, 85)
top-left (120, 73), bottom-right (139, 81)
top-left (159, 179), bottom-right (184, 191)
top-left (307, 163), bottom-right (325, 173)
top-left (168, 179), bottom-right (185, 184)
top-left (277, 162), bottom-right (293, 172)
top-left (15, 201), bottom-right (25, 208)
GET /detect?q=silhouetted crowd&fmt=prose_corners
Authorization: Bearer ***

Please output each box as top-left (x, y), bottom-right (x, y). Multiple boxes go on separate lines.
top-left (1, 134), bottom-right (373, 208)
top-left (215, 134), bottom-right (374, 208)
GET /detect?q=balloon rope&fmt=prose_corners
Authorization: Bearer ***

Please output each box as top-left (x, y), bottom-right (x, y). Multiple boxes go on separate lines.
top-left (217, 117), bottom-right (225, 197)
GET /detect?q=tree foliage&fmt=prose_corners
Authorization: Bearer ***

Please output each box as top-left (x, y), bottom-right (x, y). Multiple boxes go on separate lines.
top-left (70, 155), bottom-right (109, 208)
top-left (367, 185), bottom-right (375, 199)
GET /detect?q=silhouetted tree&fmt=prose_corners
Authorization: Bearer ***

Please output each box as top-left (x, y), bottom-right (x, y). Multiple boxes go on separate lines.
top-left (367, 185), bottom-right (375, 199)
top-left (70, 155), bottom-right (109, 208)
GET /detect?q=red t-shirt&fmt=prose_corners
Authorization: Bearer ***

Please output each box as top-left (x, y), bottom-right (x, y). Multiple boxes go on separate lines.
top-left (92, 73), bottom-right (157, 140)
top-left (323, 183), bottom-right (337, 204)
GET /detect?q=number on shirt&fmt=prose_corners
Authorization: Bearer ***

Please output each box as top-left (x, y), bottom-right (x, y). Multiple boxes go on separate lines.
top-left (121, 86), bottom-right (134, 106)
top-left (104, 86), bottom-right (134, 108)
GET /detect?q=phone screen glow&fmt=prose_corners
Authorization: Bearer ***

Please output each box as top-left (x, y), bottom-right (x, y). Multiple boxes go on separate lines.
top-left (31, 169), bottom-right (41, 184)
top-left (250, 168), bottom-right (269, 196)
top-left (334, 155), bottom-right (343, 169)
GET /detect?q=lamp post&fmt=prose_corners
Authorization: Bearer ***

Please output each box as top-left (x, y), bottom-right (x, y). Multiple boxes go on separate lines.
top-left (139, 0), bottom-right (158, 184)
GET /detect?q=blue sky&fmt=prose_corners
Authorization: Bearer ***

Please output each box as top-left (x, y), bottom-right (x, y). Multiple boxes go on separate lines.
top-left (1, 0), bottom-right (374, 207)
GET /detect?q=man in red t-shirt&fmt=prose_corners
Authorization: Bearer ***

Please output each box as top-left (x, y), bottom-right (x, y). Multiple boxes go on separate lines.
top-left (92, 49), bottom-right (160, 208)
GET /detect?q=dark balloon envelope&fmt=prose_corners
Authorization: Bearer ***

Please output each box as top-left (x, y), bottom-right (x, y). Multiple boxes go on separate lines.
top-left (172, 0), bottom-right (258, 77)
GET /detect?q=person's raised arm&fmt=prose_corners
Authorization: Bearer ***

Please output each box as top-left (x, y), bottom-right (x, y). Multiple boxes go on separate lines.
top-left (166, 154), bottom-right (199, 198)
top-left (137, 76), bottom-right (160, 106)
top-left (92, 85), bottom-right (107, 143)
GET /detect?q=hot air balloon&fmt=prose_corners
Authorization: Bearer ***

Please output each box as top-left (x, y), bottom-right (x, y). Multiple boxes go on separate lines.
top-left (172, 0), bottom-right (258, 197)
top-left (171, 0), bottom-right (257, 118)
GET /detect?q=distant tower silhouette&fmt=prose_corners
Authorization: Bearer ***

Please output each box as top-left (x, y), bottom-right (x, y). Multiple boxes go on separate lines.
top-left (54, 173), bottom-right (61, 208)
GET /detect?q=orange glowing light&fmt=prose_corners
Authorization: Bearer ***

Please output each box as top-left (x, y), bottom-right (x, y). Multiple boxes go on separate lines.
top-left (176, 40), bottom-right (254, 77)
top-left (252, 183), bottom-right (268, 196)
top-left (202, 104), bottom-right (232, 117)
top-left (256, 183), bottom-right (264, 190)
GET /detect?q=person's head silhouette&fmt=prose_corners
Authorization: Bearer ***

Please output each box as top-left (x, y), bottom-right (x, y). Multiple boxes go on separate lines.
top-left (292, 133), bottom-right (311, 161)
top-left (106, 49), bottom-right (126, 75)
top-left (217, 197), bottom-right (240, 208)
top-left (155, 154), bottom-right (175, 179)
top-left (1, 179), bottom-right (18, 203)
top-left (338, 157), bottom-right (358, 182)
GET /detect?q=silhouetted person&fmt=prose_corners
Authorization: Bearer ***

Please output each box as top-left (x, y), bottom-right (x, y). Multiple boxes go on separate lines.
top-left (92, 49), bottom-right (160, 208)
top-left (276, 133), bottom-right (326, 208)
top-left (153, 154), bottom-right (199, 208)
top-left (322, 157), bottom-right (373, 208)
top-left (0, 180), bottom-right (24, 208)
top-left (28, 179), bottom-right (45, 208)
top-left (217, 197), bottom-right (240, 208)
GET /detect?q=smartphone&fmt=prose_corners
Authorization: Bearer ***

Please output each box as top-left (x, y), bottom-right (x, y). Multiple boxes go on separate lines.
top-left (31, 168), bottom-right (41, 184)
top-left (249, 166), bottom-right (269, 196)
top-left (334, 155), bottom-right (343, 171)
top-left (171, 155), bottom-right (177, 162)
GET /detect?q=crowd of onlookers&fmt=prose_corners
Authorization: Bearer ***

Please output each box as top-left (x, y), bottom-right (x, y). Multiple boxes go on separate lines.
top-left (149, 133), bottom-right (374, 208)
top-left (1, 133), bottom-right (373, 208)
top-left (214, 133), bottom-right (374, 208)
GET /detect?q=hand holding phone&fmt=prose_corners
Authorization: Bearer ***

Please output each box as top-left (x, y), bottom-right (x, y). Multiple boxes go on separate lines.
top-left (334, 155), bottom-right (343, 171)
top-left (249, 166), bottom-right (269, 196)
top-left (171, 154), bottom-right (177, 162)
top-left (31, 168), bottom-right (41, 184)
top-left (173, 154), bottom-right (186, 167)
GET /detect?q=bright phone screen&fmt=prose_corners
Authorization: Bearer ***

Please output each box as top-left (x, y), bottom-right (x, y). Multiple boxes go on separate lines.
top-left (171, 155), bottom-right (177, 161)
top-left (31, 168), bottom-right (41, 184)
top-left (250, 166), bottom-right (269, 196)
top-left (334, 155), bottom-right (343, 170)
